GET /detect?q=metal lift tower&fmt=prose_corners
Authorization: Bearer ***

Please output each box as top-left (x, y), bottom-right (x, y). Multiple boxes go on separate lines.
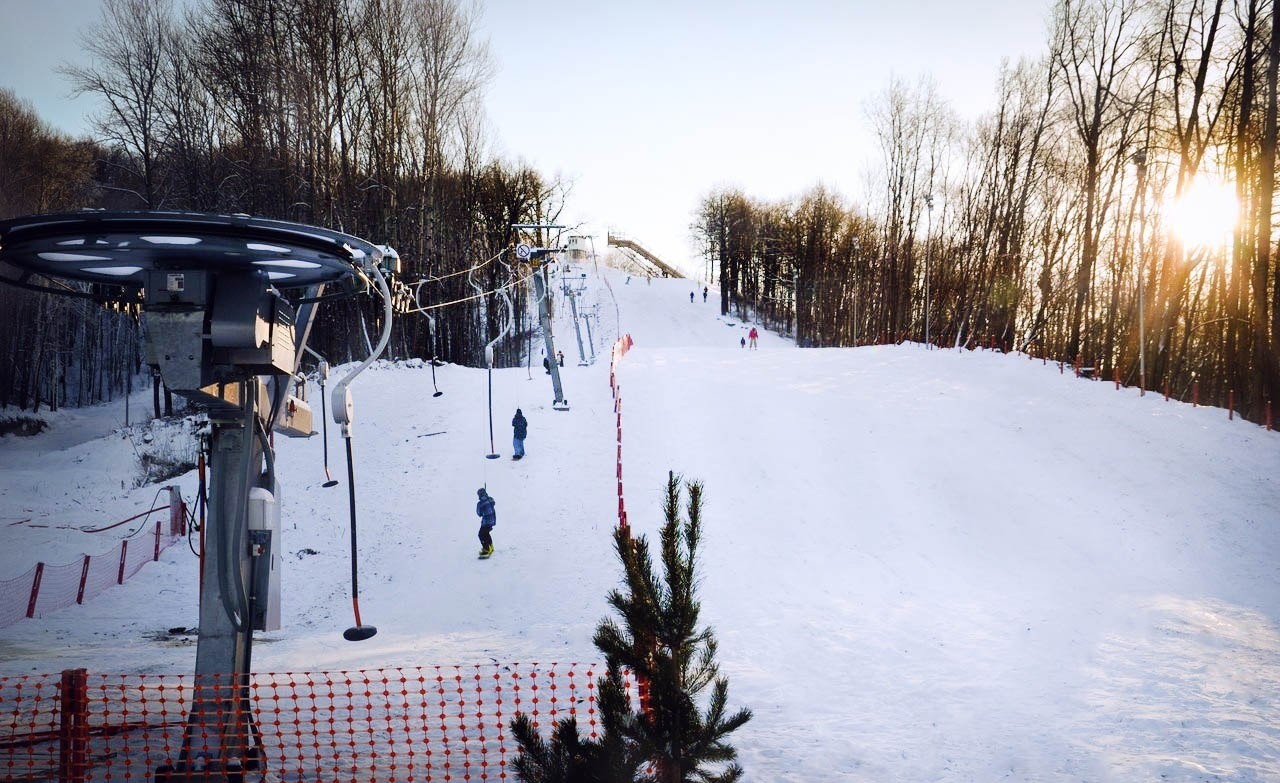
top-left (0, 211), bottom-right (386, 781)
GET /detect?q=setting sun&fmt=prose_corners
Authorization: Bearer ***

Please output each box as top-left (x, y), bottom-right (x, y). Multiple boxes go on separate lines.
top-left (1166, 175), bottom-right (1239, 248)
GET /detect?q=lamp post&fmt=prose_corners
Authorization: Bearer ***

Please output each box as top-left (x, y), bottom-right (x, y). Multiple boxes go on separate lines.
top-left (1131, 150), bottom-right (1148, 394)
top-left (924, 194), bottom-right (934, 348)
top-left (850, 240), bottom-right (860, 346)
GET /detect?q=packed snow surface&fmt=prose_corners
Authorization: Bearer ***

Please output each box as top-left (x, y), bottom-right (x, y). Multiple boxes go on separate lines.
top-left (2, 267), bottom-right (1278, 781)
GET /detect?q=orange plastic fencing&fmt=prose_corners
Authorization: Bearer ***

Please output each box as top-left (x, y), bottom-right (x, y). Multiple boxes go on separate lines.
top-left (0, 493), bottom-right (186, 630)
top-left (0, 566), bottom-right (39, 629)
top-left (609, 335), bottom-right (633, 532)
top-left (1, 664), bottom-right (623, 782)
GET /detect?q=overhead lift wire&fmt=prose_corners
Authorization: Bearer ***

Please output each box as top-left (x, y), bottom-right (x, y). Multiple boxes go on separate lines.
top-left (406, 266), bottom-right (537, 315)
top-left (409, 247), bottom-right (508, 284)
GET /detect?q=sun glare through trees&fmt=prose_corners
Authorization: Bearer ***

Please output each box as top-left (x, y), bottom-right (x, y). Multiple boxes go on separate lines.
top-left (1167, 175), bottom-right (1239, 251)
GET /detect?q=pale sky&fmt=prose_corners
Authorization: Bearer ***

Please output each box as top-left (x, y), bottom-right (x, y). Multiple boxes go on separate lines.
top-left (0, 0), bottom-right (1053, 278)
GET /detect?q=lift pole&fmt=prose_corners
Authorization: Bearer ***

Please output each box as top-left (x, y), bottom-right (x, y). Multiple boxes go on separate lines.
top-left (514, 229), bottom-right (570, 410)
top-left (164, 382), bottom-right (267, 779)
top-left (532, 261), bottom-right (568, 409)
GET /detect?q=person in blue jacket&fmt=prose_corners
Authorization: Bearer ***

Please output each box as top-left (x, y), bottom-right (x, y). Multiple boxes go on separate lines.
top-left (511, 408), bottom-right (528, 459)
top-left (476, 488), bottom-right (496, 557)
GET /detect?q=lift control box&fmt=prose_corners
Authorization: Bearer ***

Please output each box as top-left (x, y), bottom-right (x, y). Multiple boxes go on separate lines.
top-left (210, 273), bottom-right (296, 377)
top-left (247, 486), bottom-right (281, 632)
top-left (275, 395), bottom-right (314, 438)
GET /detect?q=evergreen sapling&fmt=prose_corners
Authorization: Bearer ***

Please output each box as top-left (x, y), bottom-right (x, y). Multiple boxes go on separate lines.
top-left (511, 472), bottom-right (752, 783)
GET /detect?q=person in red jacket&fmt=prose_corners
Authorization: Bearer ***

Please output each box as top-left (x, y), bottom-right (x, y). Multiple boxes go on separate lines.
top-left (748, 327), bottom-right (759, 349)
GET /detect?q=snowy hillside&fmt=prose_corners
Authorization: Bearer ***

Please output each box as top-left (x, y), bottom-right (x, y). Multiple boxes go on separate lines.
top-left (2, 263), bottom-right (1278, 781)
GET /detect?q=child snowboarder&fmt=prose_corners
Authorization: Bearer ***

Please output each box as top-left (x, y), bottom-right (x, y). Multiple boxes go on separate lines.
top-left (476, 488), bottom-right (496, 557)
top-left (511, 408), bottom-right (527, 459)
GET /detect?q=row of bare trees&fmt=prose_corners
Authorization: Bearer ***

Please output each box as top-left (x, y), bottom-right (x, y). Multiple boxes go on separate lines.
top-left (2, 0), bottom-right (560, 412)
top-left (0, 89), bottom-right (140, 411)
top-left (696, 0), bottom-right (1280, 423)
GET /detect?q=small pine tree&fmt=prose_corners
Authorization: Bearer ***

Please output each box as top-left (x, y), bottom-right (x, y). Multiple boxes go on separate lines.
top-left (509, 662), bottom-right (648, 783)
top-left (511, 472), bottom-right (752, 783)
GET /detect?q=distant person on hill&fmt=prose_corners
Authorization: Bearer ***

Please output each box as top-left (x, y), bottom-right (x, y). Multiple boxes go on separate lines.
top-left (557, 350), bottom-right (564, 367)
top-left (511, 408), bottom-right (527, 460)
top-left (740, 336), bottom-right (746, 349)
top-left (749, 326), bottom-right (759, 349)
top-left (690, 291), bottom-right (695, 303)
top-left (703, 286), bottom-right (708, 302)
top-left (543, 356), bottom-right (551, 374)
top-left (475, 488), bottom-right (497, 557)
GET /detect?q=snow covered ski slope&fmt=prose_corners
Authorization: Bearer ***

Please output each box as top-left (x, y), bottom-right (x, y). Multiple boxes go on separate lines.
top-left (2, 265), bottom-right (1278, 781)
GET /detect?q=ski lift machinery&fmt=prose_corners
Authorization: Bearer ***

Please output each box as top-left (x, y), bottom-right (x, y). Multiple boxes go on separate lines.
top-left (512, 223), bottom-right (570, 410)
top-left (0, 210), bottom-right (396, 782)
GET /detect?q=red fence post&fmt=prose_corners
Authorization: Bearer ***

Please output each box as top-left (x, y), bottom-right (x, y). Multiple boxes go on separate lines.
top-left (117, 541), bottom-right (128, 584)
top-left (1163, 379), bottom-right (1170, 401)
top-left (1228, 389), bottom-right (1234, 420)
top-left (1267, 400), bottom-right (1273, 431)
top-left (26, 563), bottom-right (44, 618)
top-left (168, 486), bottom-right (185, 536)
top-left (58, 668), bottom-right (88, 783)
top-left (1114, 367), bottom-right (1120, 390)
top-left (76, 555), bottom-right (91, 605)
top-left (1193, 380), bottom-right (1200, 407)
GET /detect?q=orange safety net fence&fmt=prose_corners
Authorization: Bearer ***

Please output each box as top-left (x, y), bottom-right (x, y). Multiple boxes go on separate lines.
top-left (2, 492), bottom-right (187, 630)
top-left (1, 663), bottom-right (627, 782)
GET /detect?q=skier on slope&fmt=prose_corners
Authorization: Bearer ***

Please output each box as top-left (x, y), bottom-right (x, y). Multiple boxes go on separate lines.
top-left (749, 326), bottom-right (759, 349)
top-left (476, 488), bottom-right (497, 557)
top-left (511, 408), bottom-right (528, 460)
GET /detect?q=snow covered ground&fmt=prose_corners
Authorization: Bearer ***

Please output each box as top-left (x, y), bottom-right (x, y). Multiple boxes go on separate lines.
top-left (2, 263), bottom-right (1278, 781)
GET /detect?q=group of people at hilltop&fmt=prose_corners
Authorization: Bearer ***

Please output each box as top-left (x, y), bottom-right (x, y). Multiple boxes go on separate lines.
top-left (692, 286), bottom-right (760, 349)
